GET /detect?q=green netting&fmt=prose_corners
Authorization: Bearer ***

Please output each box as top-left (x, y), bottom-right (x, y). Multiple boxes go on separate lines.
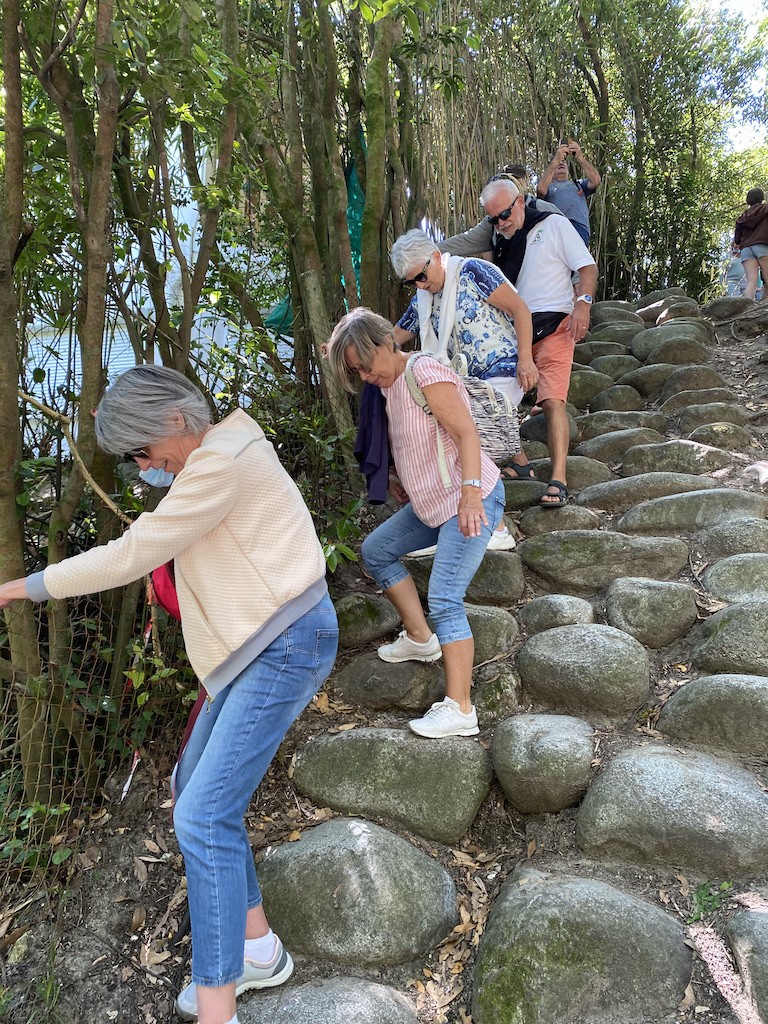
top-left (263, 149), bottom-right (365, 336)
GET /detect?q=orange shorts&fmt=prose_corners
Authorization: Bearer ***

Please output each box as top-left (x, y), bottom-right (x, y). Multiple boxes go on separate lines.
top-left (532, 317), bottom-right (576, 402)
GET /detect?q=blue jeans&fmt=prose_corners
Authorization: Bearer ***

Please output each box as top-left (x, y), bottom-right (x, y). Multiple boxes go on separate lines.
top-left (361, 480), bottom-right (505, 644)
top-left (173, 593), bottom-right (338, 987)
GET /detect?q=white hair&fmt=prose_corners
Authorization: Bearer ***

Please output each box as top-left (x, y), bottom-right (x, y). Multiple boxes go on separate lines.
top-left (390, 229), bottom-right (438, 279)
top-left (480, 178), bottom-right (521, 209)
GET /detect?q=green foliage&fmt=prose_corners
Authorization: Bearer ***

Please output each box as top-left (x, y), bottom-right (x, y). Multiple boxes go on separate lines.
top-left (0, 771), bottom-right (72, 872)
top-left (687, 880), bottom-right (734, 922)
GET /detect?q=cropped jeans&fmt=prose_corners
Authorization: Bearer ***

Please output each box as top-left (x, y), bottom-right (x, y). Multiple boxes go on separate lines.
top-left (361, 479), bottom-right (505, 644)
top-left (172, 592), bottom-right (338, 987)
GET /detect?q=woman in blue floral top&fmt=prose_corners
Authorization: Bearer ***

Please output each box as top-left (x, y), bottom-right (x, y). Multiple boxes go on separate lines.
top-left (392, 228), bottom-right (537, 482)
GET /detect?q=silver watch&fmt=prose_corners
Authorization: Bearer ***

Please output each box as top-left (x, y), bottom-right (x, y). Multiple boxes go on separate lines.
top-left (461, 478), bottom-right (482, 488)
top-left (576, 294), bottom-right (593, 304)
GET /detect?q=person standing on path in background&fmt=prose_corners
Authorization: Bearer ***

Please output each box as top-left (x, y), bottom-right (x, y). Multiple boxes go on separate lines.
top-left (734, 187), bottom-right (768, 301)
top-left (537, 139), bottom-right (601, 245)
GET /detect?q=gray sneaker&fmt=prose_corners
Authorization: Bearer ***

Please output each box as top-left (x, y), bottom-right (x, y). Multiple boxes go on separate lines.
top-left (175, 937), bottom-right (294, 1019)
top-left (377, 629), bottom-right (442, 664)
top-left (409, 697), bottom-right (479, 738)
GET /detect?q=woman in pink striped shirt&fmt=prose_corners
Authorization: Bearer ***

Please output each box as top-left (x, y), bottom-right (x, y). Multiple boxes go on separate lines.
top-left (327, 307), bottom-right (505, 739)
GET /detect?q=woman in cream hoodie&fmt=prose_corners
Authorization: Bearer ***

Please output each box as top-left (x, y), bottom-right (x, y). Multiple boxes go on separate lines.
top-left (0, 365), bottom-right (338, 1024)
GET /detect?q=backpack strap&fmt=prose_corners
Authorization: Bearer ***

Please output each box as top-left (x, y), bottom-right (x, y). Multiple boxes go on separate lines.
top-left (404, 354), bottom-right (453, 491)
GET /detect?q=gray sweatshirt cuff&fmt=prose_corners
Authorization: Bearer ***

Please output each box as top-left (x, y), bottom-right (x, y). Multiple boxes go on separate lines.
top-left (26, 571), bottom-right (53, 602)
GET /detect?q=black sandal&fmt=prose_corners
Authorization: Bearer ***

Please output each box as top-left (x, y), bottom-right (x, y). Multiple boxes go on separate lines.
top-left (501, 462), bottom-right (536, 480)
top-left (540, 480), bottom-right (569, 508)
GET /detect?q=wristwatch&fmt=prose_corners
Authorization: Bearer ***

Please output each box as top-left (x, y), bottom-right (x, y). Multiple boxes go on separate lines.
top-left (576, 294), bottom-right (593, 304)
top-left (462, 478), bottom-right (482, 488)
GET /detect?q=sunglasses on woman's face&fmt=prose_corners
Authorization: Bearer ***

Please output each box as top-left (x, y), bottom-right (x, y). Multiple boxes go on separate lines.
top-left (123, 448), bottom-right (150, 463)
top-left (402, 258), bottom-right (431, 286)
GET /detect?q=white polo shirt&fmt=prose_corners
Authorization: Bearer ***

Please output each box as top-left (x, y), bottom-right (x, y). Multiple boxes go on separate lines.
top-left (514, 215), bottom-right (595, 314)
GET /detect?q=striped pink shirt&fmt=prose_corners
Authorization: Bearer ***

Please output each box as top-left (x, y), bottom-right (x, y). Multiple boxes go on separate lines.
top-left (382, 357), bottom-right (501, 527)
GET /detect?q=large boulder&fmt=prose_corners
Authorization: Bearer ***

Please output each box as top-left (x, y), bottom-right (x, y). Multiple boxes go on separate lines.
top-left (518, 624), bottom-right (649, 715)
top-left (644, 336), bottom-right (710, 366)
top-left (519, 504), bottom-right (601, 536)
top-left (588, 385), bottom-right (644, 412)
top-left (692, 600), bottom-right (768, 676)
top-left (292, 728), bottom-right (493, 844)
top-left (688, 421), bottom-right (755, 451)
top-left (491, 715), bottom-right (594, 813)
top-left (472, 869), bottom-right (691, 1024)
top-left (694, 517), bottom-right (768, 558)
top-left (573, 427), bottom-right (665, 464)
top-left (585, 323), bottom-right (644, 345)
top-left (467, 604), bottom-right (520, 664)
top-left (657, 364), bottom-right (729, 402)
top-left (590, 306), bottom-right (644, 326)
top-left (568, 368), bottom-right (616, 409)
top-left (518, 530), bottom-right (688, 594)
top-left (637, 286), bottom-right (687, 307)
top-left (521, 411), bottom-right (579, 445)
top-left (407, 550), bottom-right (526, 607)
top-left (616, 363), bottom-right (677, 396)
top-left (620, 439), bottom-right (733, 477)
top-left (589, 354), bottom-right (642, 379)
top-left (259, 819), bottom-right (457, 964)
top-left (617, 488), bottom-right (768, 535)
top-left (575, 410), bottom-right (667, 440)
top-left (243, 978), bottom-right (418, 1024)
top-left (630, 322), bottom-right (708, 361)
top-left (518, 594), bottom-right (595, 635)
top-left (605, 578), bottom-right (698, 648)
top-left (572, 340), bottom-right (630, 365)
top-left (502, 478), bottom-right (549, 509)
top-left (528, 455), bottom-right (616, 490)
top-left (655, 299), bottom-right (702, 323)
top-left (724, 912), bottom-right (768, 1023)
top-left (659, 387), bottom-right (739, 415)
top-left (577, 745), bottom-right (768, 876)
top-left (677, 402), bottom-right (750, 434)
top-left (701, 295), bottom-right (754, 318)
top-left (657, 673), bottom-right (768, 757)
top-left (332, 653), bottom-right (443, 712)
top-left (702, 553), bottom-right (768, 604)
top-left (576, 472), bottom-right (717, 513)
top-left (336, 592), bottom-right (402, 649)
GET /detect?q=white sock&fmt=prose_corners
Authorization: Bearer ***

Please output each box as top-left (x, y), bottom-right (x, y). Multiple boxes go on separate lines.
top-left (225, 1015), bottom-right (239, 1024)
top-left (244, 929), bottom-right (276, 963)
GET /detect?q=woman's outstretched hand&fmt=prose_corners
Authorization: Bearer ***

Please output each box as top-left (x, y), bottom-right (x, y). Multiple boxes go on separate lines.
top-left (0, 579), bottom-right (28, 609)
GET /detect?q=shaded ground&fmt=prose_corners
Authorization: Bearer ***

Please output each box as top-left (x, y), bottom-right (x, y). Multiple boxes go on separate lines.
top-left (3, 301), bottom-right (768, 1024)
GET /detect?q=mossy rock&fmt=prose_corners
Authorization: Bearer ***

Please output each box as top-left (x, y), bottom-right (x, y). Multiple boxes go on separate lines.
top-left (659, 387), bottom-right (738, 415)
top-left (575, 409), bottom-right (666, 440)
top-left (620, 439), bottom-right (732, 477)
top-left (657, 364), bottom-right (729, 402)
top-left (588, 385), bottom-right (644, 412)
top-left (572, 427), bottom-right (665, 464)
top-left (688, 421), bottom-right (754, 451)
top-left (615, 363), bottom-right (678, 397)
top-left (588, 354), bottom-right (641, 379)
top-left (518, 594), bottom-right (595, 635)
top-left (576, 472), bottom-right (717, 514)
top-left (567, 368), bottom-right (615, 410)
top-left (336, 592), bottom-right (402, 649)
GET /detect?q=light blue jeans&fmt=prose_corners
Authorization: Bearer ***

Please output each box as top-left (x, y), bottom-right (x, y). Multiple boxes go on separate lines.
top-left (361, 479), bottom-right (505, 644)
top-left (173, 592), bottom-right (338, 987)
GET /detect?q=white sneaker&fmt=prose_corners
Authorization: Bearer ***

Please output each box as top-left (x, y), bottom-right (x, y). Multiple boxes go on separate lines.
top-left (409, 697), bottom-right (479, 738)
top-left (406, 542), bottom-right (437, 558)
top-left (175, 938), bottom-right (294, 1020)
top-left (487, 525), bottom-right (516, 551)
top-left (377, 629), bottom-right (442, 664)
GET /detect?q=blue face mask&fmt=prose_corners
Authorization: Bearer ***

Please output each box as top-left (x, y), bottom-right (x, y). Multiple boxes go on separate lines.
top-left (139, 466), bottom-right (175, 488)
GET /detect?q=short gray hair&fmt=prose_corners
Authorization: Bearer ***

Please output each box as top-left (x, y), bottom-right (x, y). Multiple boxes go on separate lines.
top-left (480, 178), bottom-right (520, 209)
top-left (326, 307), bottom-right (395, 393)
top-left (390, 229), bottom-right (438, 279)
top-left (95, 364), bottom-right (213, 455)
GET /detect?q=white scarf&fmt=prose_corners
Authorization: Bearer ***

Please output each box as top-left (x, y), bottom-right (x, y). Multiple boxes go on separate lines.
top-left (416, 253), bottom-right (464, 364)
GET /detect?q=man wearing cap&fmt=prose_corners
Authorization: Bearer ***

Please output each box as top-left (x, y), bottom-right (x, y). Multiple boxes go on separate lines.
top-left (440, 176), bottom-right (597, 508)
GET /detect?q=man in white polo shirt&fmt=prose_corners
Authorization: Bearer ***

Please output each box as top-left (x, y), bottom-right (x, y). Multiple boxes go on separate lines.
top-left (442, 177), bottom-right (597, 507)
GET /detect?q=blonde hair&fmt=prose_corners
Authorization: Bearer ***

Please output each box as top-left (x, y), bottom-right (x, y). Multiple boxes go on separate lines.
top-left (326, 307), bottom-right (395, 393)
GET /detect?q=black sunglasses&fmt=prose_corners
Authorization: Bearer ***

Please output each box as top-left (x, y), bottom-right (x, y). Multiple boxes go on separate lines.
top-left (402, 258), bottom-right (431, 286)
top-left (486, 199), bottom-right (518, 226)
top-left (123, 448), bottom-right (149, 463)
